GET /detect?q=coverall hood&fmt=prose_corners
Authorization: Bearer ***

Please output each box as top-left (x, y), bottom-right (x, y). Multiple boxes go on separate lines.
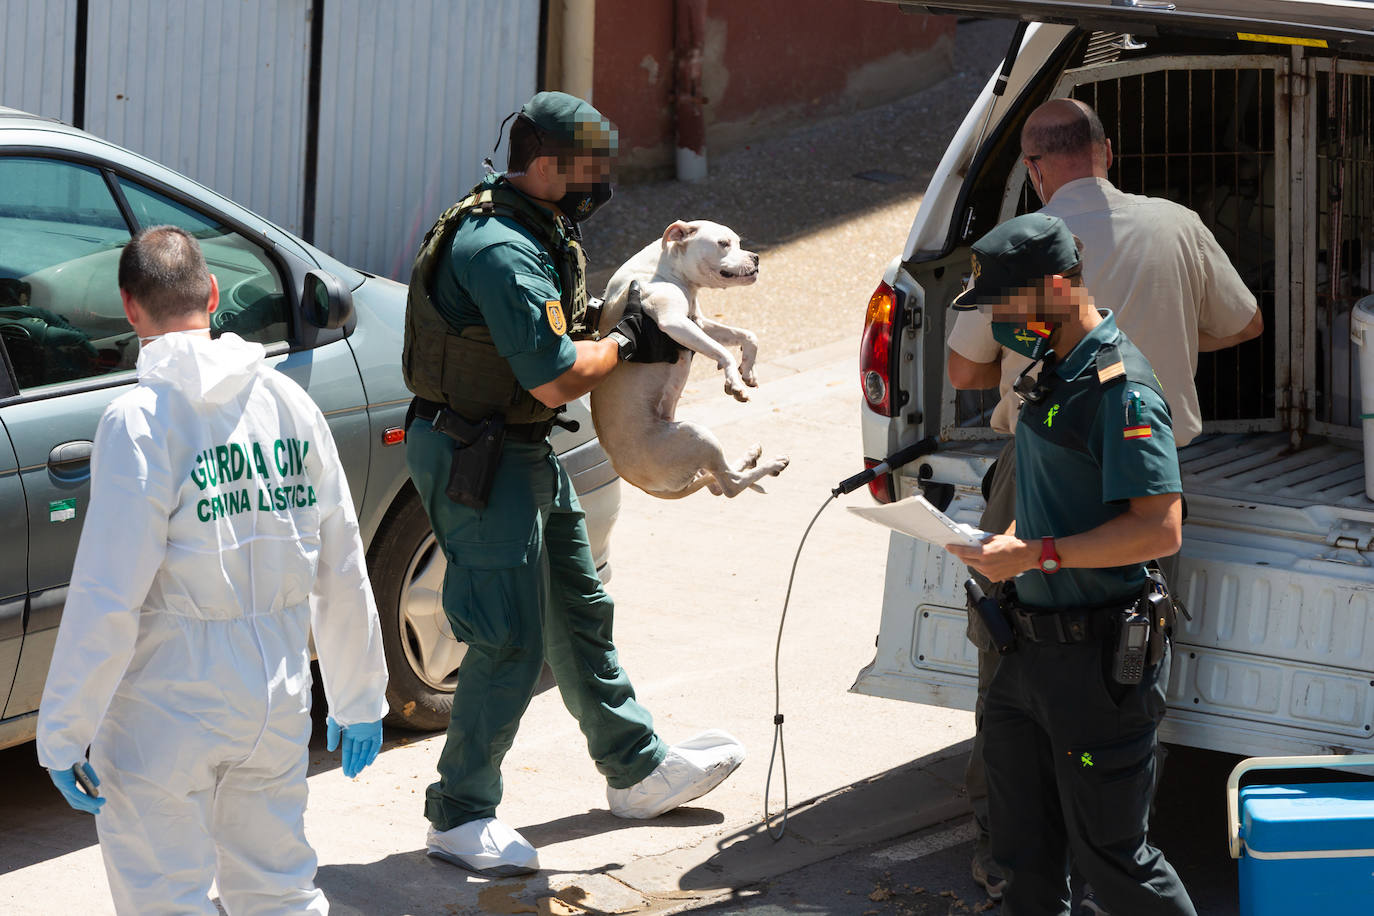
top-left (136, 330), bottom-right (266, 405)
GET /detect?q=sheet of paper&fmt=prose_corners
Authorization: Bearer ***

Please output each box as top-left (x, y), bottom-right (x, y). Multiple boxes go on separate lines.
top-left (848, 493), bottom-right (987, 548)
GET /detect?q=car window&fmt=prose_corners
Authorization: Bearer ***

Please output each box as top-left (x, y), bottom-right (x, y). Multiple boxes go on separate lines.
top-left (118, 179), bottom-right (291, 346)
top-left (0, 157), bottom-right (134, 391)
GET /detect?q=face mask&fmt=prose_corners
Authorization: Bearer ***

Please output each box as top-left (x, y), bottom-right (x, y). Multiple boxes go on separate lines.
top-left (992, 320), bottom-right (1055, 360)
top-left (558, 181), bottom-right (613, 223)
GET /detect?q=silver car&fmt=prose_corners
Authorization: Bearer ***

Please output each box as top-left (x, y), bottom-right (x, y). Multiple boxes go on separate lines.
top-left (0, 107), bottom-right (621, 745)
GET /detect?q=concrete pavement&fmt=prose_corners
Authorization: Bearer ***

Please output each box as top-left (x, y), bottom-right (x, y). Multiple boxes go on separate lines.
top-left (0, 337), bottom-right (976, 915)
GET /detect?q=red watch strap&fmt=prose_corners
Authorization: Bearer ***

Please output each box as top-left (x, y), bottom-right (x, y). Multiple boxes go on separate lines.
top-left (1040, 536), bottom-right (1060, 573)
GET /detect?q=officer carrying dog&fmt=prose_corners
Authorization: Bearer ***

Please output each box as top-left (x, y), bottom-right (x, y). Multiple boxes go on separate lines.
top-left (402, 91), bottom-right (744, 876)
top-left (946, 213), bottom-right (1196, 916)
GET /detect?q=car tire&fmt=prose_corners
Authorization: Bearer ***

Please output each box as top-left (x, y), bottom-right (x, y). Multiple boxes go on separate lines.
top-left (369, 488), bottom-right (463, 732)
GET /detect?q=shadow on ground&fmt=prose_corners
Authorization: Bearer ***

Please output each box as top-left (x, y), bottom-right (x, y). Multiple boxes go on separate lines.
top-left (676, 742), bottom-right (972, 894)
top-left (317, 853), bottom-right (637, 916)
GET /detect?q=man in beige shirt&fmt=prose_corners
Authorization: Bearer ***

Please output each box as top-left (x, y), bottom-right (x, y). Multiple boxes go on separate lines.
top-left (949, 98), bottom-right (1262, 907)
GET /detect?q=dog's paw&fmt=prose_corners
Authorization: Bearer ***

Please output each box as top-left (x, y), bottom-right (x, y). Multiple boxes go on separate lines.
top-left (725, 380), bottom-right (750, 402)
top-left (768, 456), bottom-right (790, 476)
top-left (741, 370), bottom-right (759, 388)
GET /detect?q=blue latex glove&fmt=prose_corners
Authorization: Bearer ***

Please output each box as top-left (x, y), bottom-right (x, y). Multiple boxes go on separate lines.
top-left (326, 717), bottom-right (383, 778)
top-left (50, 762), bottom-right (106, 814)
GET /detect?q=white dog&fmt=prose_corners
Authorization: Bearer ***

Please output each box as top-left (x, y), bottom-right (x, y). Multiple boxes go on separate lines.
top-left (589, 220), bottom-right (789, 499)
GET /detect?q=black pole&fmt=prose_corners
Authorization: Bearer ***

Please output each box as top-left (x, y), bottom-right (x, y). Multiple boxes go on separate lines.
top-left (536, 0), bottom-right (550, 90)
top-left (72, 0), bottom-right (89, 128)
top-left (301, 0), bottom-right (326, 244)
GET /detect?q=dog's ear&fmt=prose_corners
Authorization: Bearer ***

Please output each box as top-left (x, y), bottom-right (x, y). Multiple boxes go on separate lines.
top-left (661, 220), bottom-right (698, 249)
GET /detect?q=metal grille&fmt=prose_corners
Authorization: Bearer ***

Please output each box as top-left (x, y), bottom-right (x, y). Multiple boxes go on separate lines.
top-left (1312, 64), bottom-right (1374, 431)
top-left (953, 60), bottom-right (1280, 433)
top-left (1078, 66), bottom-right (1277, 425)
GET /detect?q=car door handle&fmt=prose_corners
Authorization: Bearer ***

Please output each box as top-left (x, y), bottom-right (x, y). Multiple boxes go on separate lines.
top-left (48, 440), bottom-right (93, 481)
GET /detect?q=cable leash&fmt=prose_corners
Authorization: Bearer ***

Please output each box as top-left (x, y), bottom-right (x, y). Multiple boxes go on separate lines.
top-left (764, 493), bottom-right (835, 841)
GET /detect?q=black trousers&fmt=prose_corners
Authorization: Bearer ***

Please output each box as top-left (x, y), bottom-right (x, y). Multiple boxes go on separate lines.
top-left (983, 635), bottom-right (1196, 916)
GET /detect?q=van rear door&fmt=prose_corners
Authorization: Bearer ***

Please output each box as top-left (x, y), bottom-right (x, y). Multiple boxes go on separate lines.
top-left (871, 0), bottom-right (1374, 51)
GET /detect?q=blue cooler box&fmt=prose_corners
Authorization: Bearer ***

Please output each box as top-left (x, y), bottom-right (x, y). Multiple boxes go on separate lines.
top-left (1228, 756), bottom-right (1374, 916)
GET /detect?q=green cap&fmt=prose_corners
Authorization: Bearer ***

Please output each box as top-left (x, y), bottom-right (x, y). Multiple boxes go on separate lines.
top-left (520, 91), bottom-right (618, 156)
top-left (951, 213), bottom-right (1081, 310)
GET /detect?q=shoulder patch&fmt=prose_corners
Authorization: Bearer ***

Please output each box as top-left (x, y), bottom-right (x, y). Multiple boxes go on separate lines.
top-left (1096, 344), bottom-right (1125, 384)
top-left (1123, 388), bottom-right (1152, 439)
top-left (545, 300), bottom-right (567, 336)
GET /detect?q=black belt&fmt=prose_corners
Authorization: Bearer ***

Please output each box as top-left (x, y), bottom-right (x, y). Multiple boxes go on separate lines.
top-left (1007, 602), bottom-right (1130, 644)
top-left (410, 397), bottom-right (553, 442)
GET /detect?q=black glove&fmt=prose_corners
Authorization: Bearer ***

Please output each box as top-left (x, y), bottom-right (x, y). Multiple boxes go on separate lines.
top-left (608, 281), bottom-right (681, 364)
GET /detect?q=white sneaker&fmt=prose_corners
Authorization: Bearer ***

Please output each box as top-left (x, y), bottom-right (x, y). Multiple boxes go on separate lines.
top-left (607, 730), bottom-right (745, 819)
top-left (426, 817), bottom-right (540, 877)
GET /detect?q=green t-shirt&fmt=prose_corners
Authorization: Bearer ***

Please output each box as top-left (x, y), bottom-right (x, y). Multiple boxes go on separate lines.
top-left (1012, 311), bottom-right (1182, 609)
top-left (432, 176), bottom-right (578, 391)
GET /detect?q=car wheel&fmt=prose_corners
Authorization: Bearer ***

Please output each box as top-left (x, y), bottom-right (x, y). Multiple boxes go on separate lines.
top-left (369, 489), bottom-right (463, 731)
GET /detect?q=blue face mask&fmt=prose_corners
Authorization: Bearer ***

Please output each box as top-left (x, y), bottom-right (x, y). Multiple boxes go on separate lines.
top-left (992, 320), bottom-right (1055, 360)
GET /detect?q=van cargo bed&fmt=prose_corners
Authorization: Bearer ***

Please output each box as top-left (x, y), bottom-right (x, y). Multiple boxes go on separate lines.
top-left (1183, 433), bottom-right (1369, 510)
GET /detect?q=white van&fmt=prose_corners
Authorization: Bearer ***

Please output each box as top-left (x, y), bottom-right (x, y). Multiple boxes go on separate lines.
top-left (855, 1), bottom-right (1374, 758)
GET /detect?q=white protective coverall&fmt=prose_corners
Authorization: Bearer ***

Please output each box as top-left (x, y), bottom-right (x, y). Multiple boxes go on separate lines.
top-left (36, 331), bottom-right (389, 916)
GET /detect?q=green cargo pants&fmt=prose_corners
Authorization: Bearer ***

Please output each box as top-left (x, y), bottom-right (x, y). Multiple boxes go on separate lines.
top-left (406, 421), bottom-right (667, 830)
top-left (983, 633), bottom-right (1196, 916)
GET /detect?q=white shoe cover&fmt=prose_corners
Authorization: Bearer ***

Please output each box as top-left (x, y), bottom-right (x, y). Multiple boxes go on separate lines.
top-left (426, 817), bottom-right (540, 877)
top-left (607, 729), bottom-right (746, 819)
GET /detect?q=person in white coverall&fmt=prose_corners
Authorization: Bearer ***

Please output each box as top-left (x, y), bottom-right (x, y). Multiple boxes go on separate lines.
top-left (35, 226), bottom-right (389, 916)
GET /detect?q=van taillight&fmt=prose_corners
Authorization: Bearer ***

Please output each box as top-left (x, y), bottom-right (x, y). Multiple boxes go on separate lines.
top-left (861, 281), bottom-right (896, 415)
top-left (864, 457), bottom-right (897, 504)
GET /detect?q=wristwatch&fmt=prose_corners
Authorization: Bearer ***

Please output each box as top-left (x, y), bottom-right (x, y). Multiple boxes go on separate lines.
top-left (605, 329), bottom-right (634, 361)
top-left (1038, 537), bottom-right (1061, 574)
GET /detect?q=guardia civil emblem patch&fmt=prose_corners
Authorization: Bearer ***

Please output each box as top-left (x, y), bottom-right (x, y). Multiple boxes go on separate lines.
top-left (545, 300), bottom-right (566, 336)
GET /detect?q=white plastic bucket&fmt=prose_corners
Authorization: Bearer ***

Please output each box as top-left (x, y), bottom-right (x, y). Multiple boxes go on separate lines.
top-left (1348, 295), bottom-right (1374, 500)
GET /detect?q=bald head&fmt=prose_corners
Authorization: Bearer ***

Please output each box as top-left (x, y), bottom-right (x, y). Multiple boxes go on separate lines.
top-left (1019, 99), bottom-right (1112, 202)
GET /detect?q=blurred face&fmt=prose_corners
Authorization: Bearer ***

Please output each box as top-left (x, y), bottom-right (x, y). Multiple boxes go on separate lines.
top-left (986, 277), bottom-right (1078, 325)
top-left (538, 151), bottom-right (612, 196)
top-left (984, 276), bottom-right (1078, 360)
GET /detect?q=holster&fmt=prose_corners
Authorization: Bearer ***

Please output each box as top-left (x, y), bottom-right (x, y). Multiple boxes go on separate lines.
top-left (965, 579), bottom-right (1017, 655)
top-left (432, 408), bottom-right (505, 510)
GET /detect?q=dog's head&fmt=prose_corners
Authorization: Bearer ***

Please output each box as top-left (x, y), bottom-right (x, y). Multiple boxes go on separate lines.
top-left (660, 220), bottom-right (759, 290)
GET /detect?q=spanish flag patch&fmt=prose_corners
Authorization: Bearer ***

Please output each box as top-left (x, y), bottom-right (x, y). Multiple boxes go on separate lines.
top-left (1123, 425), bottom-right (1153, 440)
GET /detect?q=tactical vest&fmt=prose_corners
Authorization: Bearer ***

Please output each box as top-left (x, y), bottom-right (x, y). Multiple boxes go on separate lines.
top-left (402, 182), bottom-right (589, 424)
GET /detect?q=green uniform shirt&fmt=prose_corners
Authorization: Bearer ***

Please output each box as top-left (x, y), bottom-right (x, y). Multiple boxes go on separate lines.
top-left (433, 175), bottom-right (578, 390)
top-left (1012, 311), bottom-right (1181, 609)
